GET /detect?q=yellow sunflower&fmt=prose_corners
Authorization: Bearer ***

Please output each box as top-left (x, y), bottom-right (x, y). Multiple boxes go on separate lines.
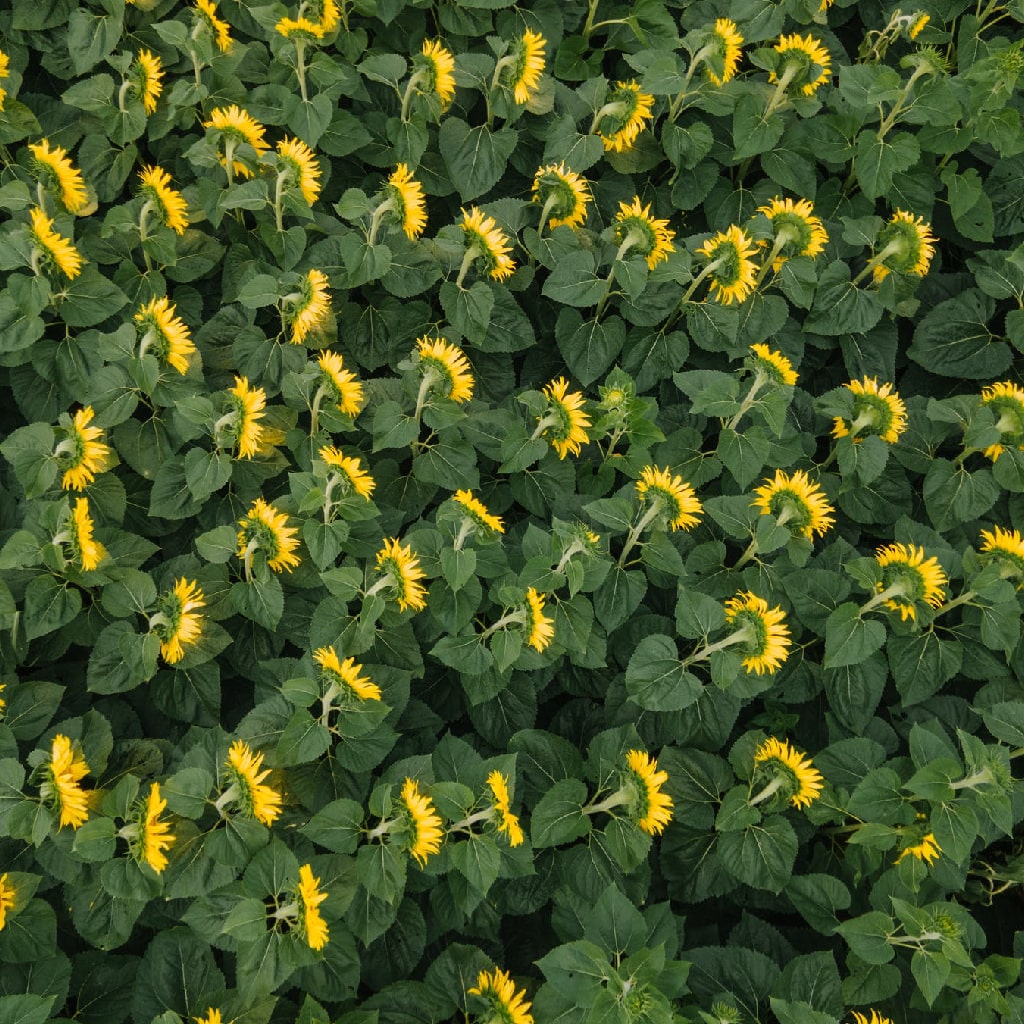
top-left (133, 49), bottom-right (164, 114)
top-left (723, 591), bottom-right (793, 675)
top-left (531, 163), bottom-right (591, 230)
top-left (416, 337), bottom-right (475, 404)
top-left (287, 269), bottom-right (332, 344)
top-left (872, 209), bottom-right (937, 281)
top-left (195, 0), bottom-right (232, 50)
top-left (60, 406), bottom-right (110, 491)
top-left (135, 296), bottom-right (195, 375)
top-left (753, 737), bottom-right (823, 809)
top-left (625, 749), bottom-right (674, 835)
top-left (419, 40), bottom-right (457, 108)
top-left (614, 197), bottom-right (676, 270)
top-left (0, 874), bottom-right (15, 930)
top-left (296, 864), bottom-right (330, 950)
top-left (319, 446), bottom-right (376, 500)
top-left (874, 543), bottom-right (947, 621)
top-left (696, 225), bottom-right (759, 304)
top-left (156, 578), bottom-right (205, 665)
top-left (316, 351), bottom-right (363, 415)
top-left (70, 497), bottom-right (106, 572)
top-left (757, 197), bottom-right (828, 270)
top-left (486, 771), bottom-right (524, 847)
top-left (276, 13), bottom-right (327, 38)
top-left (537, 377), bottom-right (591, 459)
top-left (525, 587), bottom-right (554, 652)
top-left (595, 80), bottom-right (655, 152)
top-left (907, 13), bottom-right (930, 39)
top-left (460, 207), bottom-right (516, 282)
top-left (374, 538), bottom-right (428, 612)
top-left (852, 1013), bottom-right (894, 1024)
top-left (468, 968), bottom-right (534, 1024)
top-left (202, 105), bottom-right (269, 178)
top-left (705, 18), bottom-right (744, 86)
top-left (636, 466), bottom-right (703, 531)
top-left (400, 778), bottom-right (444, 865)
top-left (895, 831), bottom-right (941, 866)
top-left (979, 525), bottom-right (1024, 582)
top-left (453, 489), bottom-right (504, 535)
top-left (223, 740), bottom-right (282, 826)
top-left (383, 163), bottom-right (427, 240)
top-left (277, 137), bottom-right (322, 206)
top-left (134, 782), bottom-right (175, 873)
top-left (237, 498), bottom-right (302, 573)
top-left (0, 48), bottom-right (9, 112)
top-left (504, 29), bottom-right (546, 104)
top-left (195, 1010), bottom-right (223, 1024)
top-left (41, 734), bottom-right (90, 829)
top-left (751, 468), bottom-right (834, 539)
top-left (770, 33), bottom-right (832, 97)
top-left (138, 165), bottom-right (189, 235)
top-left (749, 343), bottom-right (798, 386)
top-left (314, 646), bottom-right (382, 701)
top-left (29, 207), bottom-right (83, 279)
top-left (29, 139), bottom-right (88, 214)
top-left (831, 378), bottom-right (907, 445)
top-left (227, 376), bottom-right (267, 460)
top-left (980, 380), bottom-right (1024, 461)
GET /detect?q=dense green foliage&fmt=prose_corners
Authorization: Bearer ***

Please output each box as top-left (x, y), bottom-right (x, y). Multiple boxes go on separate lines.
top-left (1, 0), bottom-right (1024, 1021)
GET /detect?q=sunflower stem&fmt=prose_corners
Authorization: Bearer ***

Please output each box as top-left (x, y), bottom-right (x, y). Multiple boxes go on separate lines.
top-left (536, 194), bottom-right (558, 237)
top-left (589, 100), bottom-right (625, 135)
top-left (617, 503), bottom-right (663, 568)
top-left (223, 139), bottom-right (236, 187)
top-left (668, 44), bottom-right (713, 121)
top-left (858, 582), bottom-right (907, 617)
top-left (731, 536), bottom-right (760, 572)
top-left (675, 255), bottom-right (725, 313)
top-left (138, 200), bottom-right (154, 273)
top-left (273, 171), bottom-right (288, 232)
top-left (852, 239), bottom-right (904, 286)
top-left (322, 474), bottom-right (338, 524)
top-left (36, 181), bottom-right (49, 215)
top-left (753, 232), bottom-right (793, 288)
top-left (449, 808), bottom-right (494, 832)
top-left (748, 776), bottom-right (785, 807)
top-left (310, 383), bottom-right (329, 437)
top-left (214, 783), bottom-right (239, 816)
top-left (933, 590), bottom-right (978, 617)
top-left (584, 790), bottom-right (630, 815)
top-left (242, 538), bottom-right (260, 583)
top-left (877, 65), bottom-right (930, 141)
top-left (453, 519), bottom-right (474, 552)
top-left (413, 371), bottom-right (437, 424)
top-left (190, 48), bottom-right (203, 87)
top-left (366, 817), bottom-right (397, 840)
top-left (294, 38), bottom-right (308, 103)
top-left (480, 609), bottom-right (526, 640)
top-left (682, 625), bottom-right (753, 668)
top-left (455, 247), bottom-right (479, 290)
top-left (725, 372), bottom-right (767, 432)
top-left (118, 78), bottom-right (134, 113)
top-left (582, 0), bottom-right (600, 38)
top-left (400, 70), bottom-right (426, 123)
top-left (367, 198), bottom-right (394, 247)
top-left (764, 63), bottom-right (799, 118)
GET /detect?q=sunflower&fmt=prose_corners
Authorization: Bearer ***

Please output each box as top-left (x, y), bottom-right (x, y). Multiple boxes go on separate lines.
top-left (486, 771), bottom-right (524, 846)
top-left (319, 446), bottom-right (376, 500)
top-left (907, 13), bottom-right (930, 39)
top-left (277, 137), bottom-right (322, 206)
top-left (316, 351), bottom-right (363, 415)
top-left (460, 207), bottom-right (516, 282)
top-left (505, 29), bottom-right (546, 104)
top-left (596, 80), bottom-right (655, 152)
top-left (135, 296), bottom-right (195, 374)
top-left (28, 139), bottom-right (88, 214)
top-left (134, 782), bottom-right (175, 873)
top-left (531, 163), bottom-right (591, 230)
top-left (156, 578), bottom-right (205, 665)
top-left (60, 406), bottom-right (111, 491)
top-left (706, 18), bottom-right (744, 86)
top-left (237, 498), bottom-right (302, 574)
top-left (227, 376), bottom-right (267, 460)
top-left (748, 343), bottom-right (798, 386)
top-left (296, 864), bottom-right (329, 950)
top-left (895, 832), bottom-right (941, 866)
top-left (384, 164), bottom-right (427, 240)
top-left (419, 40), bottom-right (457, 108)
top-left (872, 209), bottom-right (937, 281)
top-left (195, 1011), bottom-right (223, 1024)
top-left (874, 543), bottom-right (947, 621)
top-left (831, 378), bottom-right (907, 445)
top-left (70, 497), bottom-right (106, 572)
top-left (757, 196), bottom-right (828, 270)
top-left (453, 489), bottom-right (504, 534)
top-left (625, 749), bottom-right (674, 835)
top-left (538, 377), bottom-right (591, 459)
top-left (851, 1013), bottom-right (893, 1024)
top-left (138, 165), bottom-right (189, 234)
top-left (614, 197), bottom-right (676, 270)
top-left (636, 466), bottom-right (703, 531)
top-left (416, 337), bottom-right (475, 403)
top-left (276, 13), bottom-right (327, 38)
top-left (400, 778), bottom-right (444, 865)
top-left (770, 33), bottom-right (832, 97)
top-left (0, 874), bottom-right (15, 930)
top-left (288, 269), bottom-right (332, 344)
top-left (753, 737), bottom-right (823, 809)
top-left (751, 468), bottom-right (834, 539)
top-left (29, 207), bottom-right (83, 279)
top-left (979, 526), bottom-right (1024, 582)
top-left (224, 739), bottom-right (283, 826)
top-left (133, 49), bottom-right (164, 114)
top-left (468, 968), bottom-right (534, 1024)
top-left (696, 225), bottom-right (759, 304)
top-left (314, 646), bottom-right (382, 701)
top-left (374, 538), bottom-right (428, 612)
top-left (195, 0), bottom-right (233, 51)
top-left (723, 591), bottom-right (793, 675)
top-left (525, 587), bottom-right (554, 652)
top-left (202, 105), bottom-right (269, 178)
top-left (980, 380), bottom-right (1024, 461)
top-left (316, 0), bottom-right (340, 33)
top-left (41, 734), bottom-right (90, 829)
top-left (0, 48), bottom-right (9, 112)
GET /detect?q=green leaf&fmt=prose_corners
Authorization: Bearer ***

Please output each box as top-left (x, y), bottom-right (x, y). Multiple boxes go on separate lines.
top-left (923, 459), bottom-right (999, 530)
top-left (531, 778), bottom-right (591, 848)
top-left (824, 603), bottom-right (886, 669)
top-left (855, 131), bottom-right (920, 199)
top-left (232, 576), bottom-right (285, 630)
top-left (625, 634), bottom-right (703, 711)
top-left (0, 995), bottom-right (56, 1024)
top-left (302, 798), bottom-right (365, 854)
top-left (786, 874), bottom-right (852, 936)
top-left (887, 631), bottom-right (963, 706)
top-left (717, 816), bottom-right (798, 893)
top-left (23, 576), bottom-right (81, 641)
top-left (804, 262), bottom-right (883, 336)
top-left (555, 310), bottom-right (626, 386)
top-left (55, 267), bottom-right (129, 328)
top-left (717, 427), bottom-right (770, 488)
top-left (542, 252), bottom-right (606, 308)
top-left (912, 949), bottom-right (950, 1007)
top-left (836, 912), bottom-right (895, 965)
top-left (909, 290), bottom-right (1010, 378)
top-left (438, 120), bottom-right (518, 202)
top-left (733, 94), bottom-right (784, 159)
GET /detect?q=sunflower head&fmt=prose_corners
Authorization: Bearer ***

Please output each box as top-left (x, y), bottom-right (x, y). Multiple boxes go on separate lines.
top-left (399, 777), bottom-right (444, 865)
top-left (636, 466), bottom-right (702, 531)
top-left (138, 165), bottom-right (189, 235)
top-left (751, 468), bottom-right (834, 540)
top-left (202, 105), bottom-right (269, 178)
top-left (276, 136), bottom-right (322, 206)
top-left (769, 33), bottom-right (832, 97)
top-left (486, 771), bottom-right (524, 846)
top-left (748, 343), bottom-right (798, 387)
top-left (384, 164), bottom-right (427, 240)
top-left (29, 207), bottom-right (83, 279)
top-left (752, 737), bottom-right (823, 809)
top-left (316, 351), bottom-right (363, 416)
top-left (70, 497), bottom-right (106, 572)
top-left (375, 538), bottom-right (428, 612)
top-left (418, 40), bottom-right (456, 108)
top-left (314, 645), bottom-right (382, 702)
top-left (851, 1013), bottom-right (894, 1024)
top-left (532, 163), bottom-right (591, 230)
top-left (872, 209), bottom-right (937, 281)
top-left (597, 80), bottom-right (655, 152)
top-left (156, 578), bottom-right (205, 665)
top-left (29, 139), bottom-right (89, 214)
top-left (135, 295), bottom-right (195, 374)
top-left (614, 198), bottom-right (676, 270)
top-left (625, 749), bottom-right (674, 835)
top-left (468, 968), bottom-right (534, 1024)
top-left (723, 591), bottom-right (793, 675)
top-left (133, 50), bottom-right (164, 114)
top-left (224, 739), bottom-right (282, 826)
top-left (41, 734), bottom-right (90, 830)
top-left (895, 829), bottom-right (941, 867)
top-left (226, 376), bottom-right (267, 460)
top-left (319, 446), bottom-right (375, 501)
top-left (756, 196), bottom-right (828, 270)
top-left (60, 406), bottom-right (111, 491)
top-left (874, 543), bottom-right (947, 621)
top-left (696, 225), bottom-right (759, 304)
top-left (538, 377), bottom-right (591, 459)
top-left (524, 587), bottom-right (554, 652)
top-left (416, 337), bottom-right (475, 403)
top-left (705, 18), bottom-right (744, 86)
top-left (132, 782), bottom-right (176, 873)
top-left (452, 489), bottom-right (504, 535)
top-left (460, 207), bottom-right (516, 281)
top-left (296, 863), bottom-right (330, 950)
top-left (237, 498), bottom-right (301, 574)
top-left (503, 29), bottom-right (546, 105)
top-left (980, 381), bottom-right (1024, 461)
top-left (831, 378), bottom-right (907, 445)
top-left (979, 526), bottom-right (1024, 584)
top-left (287, 269), bottom-right (332, 344)
top-left (195, 0), bottom-right (233, 51)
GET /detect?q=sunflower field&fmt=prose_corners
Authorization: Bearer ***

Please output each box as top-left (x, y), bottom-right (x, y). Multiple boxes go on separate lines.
top-left (3, 0), bottom-right (1024, 1020)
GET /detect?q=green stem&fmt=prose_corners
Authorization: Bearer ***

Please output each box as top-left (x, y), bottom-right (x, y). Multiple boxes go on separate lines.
top-left (295, 39), bottom-right (308, 103)
top-left (764, 64), bottom-right (799, 118)
top-left (273, 172), bottom-right (287, 232)
top-left (851, 239), bottom-right (904, 286)
top-left (400, 70), bottom-right (426, 122)
top-left (138, 201), bottom-right (154, 273)
top-left (455, 247), bottom-right (478, 289)
top-left (310, 383), bottom-right (328, 436)
top-left (367, 198), bottom-right (394, 246)
top-left (617, 503), bottom-right (662, 568)
top-left (118, 78), bottom-right (133, 113)
top-left (682, 626), bottom-right (752, 668)
top-left (725, 373), bottom-right (767, 432)
top-left (933, 590), bottom-right (978, 618)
